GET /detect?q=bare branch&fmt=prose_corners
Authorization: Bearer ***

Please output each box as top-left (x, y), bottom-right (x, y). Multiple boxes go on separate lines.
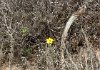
top-left (60, 0), bottom-right (93, 69)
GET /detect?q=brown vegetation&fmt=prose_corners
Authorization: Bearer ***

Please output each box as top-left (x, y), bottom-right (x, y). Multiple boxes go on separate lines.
top-left (0, 0), bottom-right (100, 70)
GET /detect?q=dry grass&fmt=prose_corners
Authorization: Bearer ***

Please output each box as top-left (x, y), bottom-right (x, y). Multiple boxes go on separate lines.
top-left (0, 0), bottom-right (100, 70)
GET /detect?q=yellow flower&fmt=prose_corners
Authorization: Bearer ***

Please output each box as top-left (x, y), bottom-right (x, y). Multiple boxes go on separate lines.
top-left (46, 37), bottom-right (54, 44)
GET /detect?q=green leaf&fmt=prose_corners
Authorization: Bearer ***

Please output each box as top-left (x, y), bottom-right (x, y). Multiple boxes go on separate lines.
top-left (20, 27), bottom-right (28, 33)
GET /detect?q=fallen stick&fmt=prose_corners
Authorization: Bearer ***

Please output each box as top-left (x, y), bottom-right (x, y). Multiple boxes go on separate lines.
top-left (60, 5), bottom-right (86, 70)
